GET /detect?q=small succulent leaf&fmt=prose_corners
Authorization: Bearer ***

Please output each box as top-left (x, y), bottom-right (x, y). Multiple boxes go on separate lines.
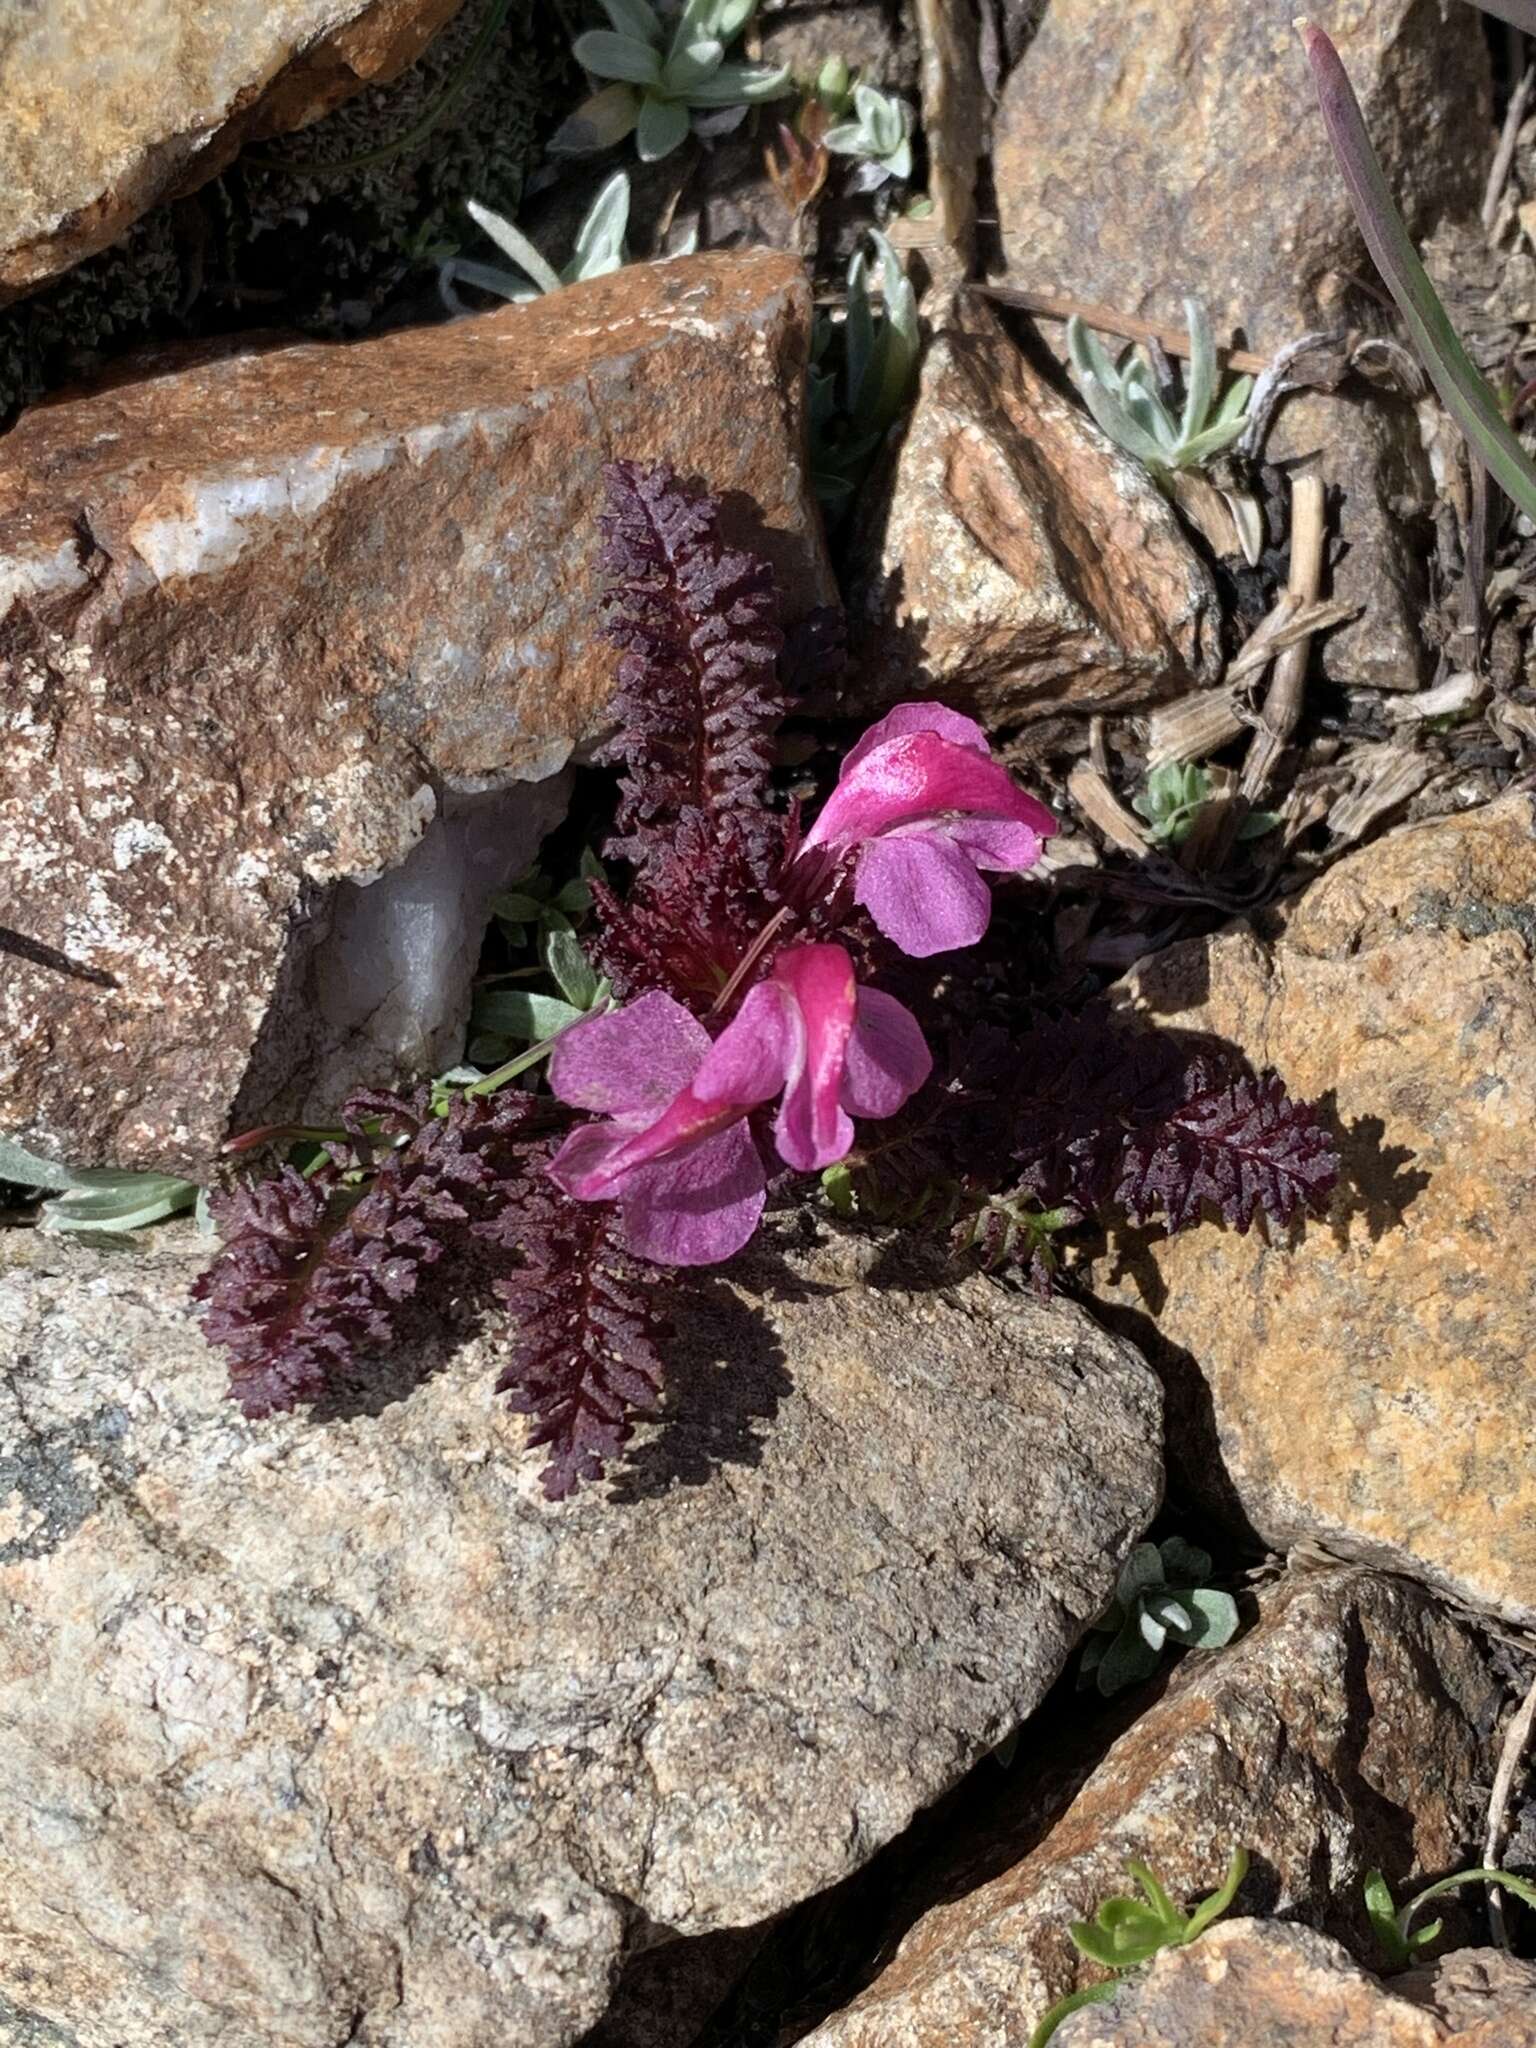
top-left (1096, 1616), bottom-right (1160, 1695)
top-left (573, 28), bottom-right (662, 83)
top-left (682, 59), bottom-right (793, 103)
top-left (1399, 1867), bottom-right (1536, 1952)
top-left (1178, 1588), bottom-right (1240, 1647)
top-left (1364, 1869), bottom-right (1411, 1968)
top-left (824, 117), bottom-right (869, 154)
top-left (1027, 1981), bottom-right (1118, 2048)
top-left (1184, 1848), bottom-right (1251, 1940)
top-left (1067, 1919), bottom-right (1129, 1969)
top-left (1117, 1542), bottom-right (1168, 1602)
top-left (1074, 372), bottom-right (1171, 470)
top-left (709, 0), bottom-right (758, 37)
top-left (1214, 372), bottom-right (1255, 426)
top-left (570, 169), bottom-right (631, 275)
top-left (544, 927), bottom-right (602, 1011)
top-left (0, 1135), bottom-right (79, 1192)
top-left (1138, 1608), bottom-right (1170, 1652)
top-left (1175, 414), bottom-right (1250, 467)
top-left (599, 0), bottom-right (663, 41)
top-left (466, 199), bottom-right (563, 295)
top-left (1128, 1860), bottom-right (1183, 1935)
top-left (40, 1172), bottom-right (200, 1235)
top-left (1181, 295), bottom-right (1216, 442)
top-left (442, 258), bottom-right (539, 303)
top-left (549, 81), bottom-right (641, 153)
top-left (663, 36), bottom-right (724, 91)
top-left (1067, 316), bottom-right (1123, 394)
top-left (1409, 1916), bottom-right (1444, 1952)
top-left (636, 89), bottom-right (691, 159)
top-left (1158, 1535), bottom-right (1212, 1584)
top-left (1145, 1593), bottom-right (1193, 1634)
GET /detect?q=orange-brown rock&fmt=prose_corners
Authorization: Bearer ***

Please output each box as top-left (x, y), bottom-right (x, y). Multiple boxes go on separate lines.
top-left (805, 1569), bottom-right (1500, 2048)
top-left (0, 252), bottom-right (832, 1178)
top-left (993, 0), bottom-right (1490, 693)
top-left (993, 0), bottom-right (1490, 357)
top-left (0, 0), bottom-right (466, 302)
top-left (845, 294), bottom-right (1221, 733)
top-left (1054, 1923), bottom-right (1536, 2048)
top-left (1099, 794), bottom-right (1536, 1629)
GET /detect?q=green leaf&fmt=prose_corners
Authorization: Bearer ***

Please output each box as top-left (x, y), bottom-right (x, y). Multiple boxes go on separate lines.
top-left (599, 0), bottom-right (662, 42)
top-left (636, 89), bottom-right (691, 159)
top-left (681, 58), bottom-right (792, 104)
top-left (549, 82), bottom-right (641, 155)
top-left (1363, 1868), bottom-right (1410, 1968)
top-left (1157, 1536), bottom-right (1213, 1583)
top-left (1116, 1542), bottom-right (1168, 1603)
top-left (1128, 1860), bottom-right (1182, 1935)
top-left (1184, 1847), bottom-right (1250, 1940)
top-left (543, 928), bottom-right (601, 1011)
top-left (465, 199), bottom-right (563, 297)
top-left (821, 1162), bottom-right (858, 1217)
top-left (1177, 1587), bottom-right (1240, 1648)
top-left (471, 989), bottom-right (587, 1041)
top-left (1095, 1615), bottom-right (1160, 1696)
top-left (40, 1172), bottom-right (199, 1236)
top-left (574, 29), bottom-right (662, 84)
top-left (1181, 296), bottom-right (1216, 448)
top-left (1301, 21), bottom-right (1536, 524)
top-left (570, 170), bottom-right (631, 279)
top-left (663, 36), bottom-right (724, 92)
top-left (1027, 1981), bottom-right (1118, 2048)
top-left (0, 1135), bottom-right (79, 1192)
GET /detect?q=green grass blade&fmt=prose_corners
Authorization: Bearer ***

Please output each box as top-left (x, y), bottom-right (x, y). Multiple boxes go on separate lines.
top-left (1300, 21), bottom-right (1536, 522)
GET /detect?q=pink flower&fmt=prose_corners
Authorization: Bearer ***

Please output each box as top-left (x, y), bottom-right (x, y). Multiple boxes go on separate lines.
top-left (799, 702), bottom-right (1057, 957)
top-left (546, 945), bottom-right (931, 1266)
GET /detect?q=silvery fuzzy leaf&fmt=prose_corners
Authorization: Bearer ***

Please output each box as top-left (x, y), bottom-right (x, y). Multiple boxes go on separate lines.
top-left (466, 198), bottom-right (563, 296)
top-left (663, 36), bottom-right (724, 92)
top-left (1180, 295), bottom-right (1217, 445)
top-left (636, 89), bottom-right (691, 159)
top-left (1115, 1541), bottom-right (1167, 1604)
top-left (569, 170), bottom-right (631, 278)
top-left (471, 989), bottom-right (588, 1042)
top-left (0, 1135), bottom-right (78, 1192)
top-left (600, 0), bottom-right (663, 43)
top-left (1179, 1588), bottom-right (1240, 1647)
top-left (1138, 1608), bottom-right (1169, 1652)
top-left (573, 29), bottom-right (662, 84)
top-left (1157, 1535), bottom-right (1213, 1583)
top-left (40, 1172), bottom-right (199, 1236)
top-left (682, 59), bottom-right (792, 104)
top-left (549, 82), bottom-right (641, 154)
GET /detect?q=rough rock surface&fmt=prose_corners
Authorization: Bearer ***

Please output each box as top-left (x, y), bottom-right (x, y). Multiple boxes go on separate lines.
top-left (0, 0), bottom-right (467, 302)
top-left (1099, 794), bottom-right (1536, 1629)
top-left (805, 1569), bottom-right (1502, 2048)
top-left (845, 294), bottom-right (1221, 733)
top-left (0, 250), bottom-right (833, 1179)
top-left (1054, 1923), bottom-right (1536, 2047)
top-left (994, 0), bottom-right (1490, 354)
top-left (0, 1222), bottom-right (1162, 2048)
top-left (993, 0), bottom-right (1488, 692)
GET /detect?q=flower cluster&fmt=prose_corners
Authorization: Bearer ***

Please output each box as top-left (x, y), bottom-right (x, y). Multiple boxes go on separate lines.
top-left (546, 690), bottom-right (1055, 1265)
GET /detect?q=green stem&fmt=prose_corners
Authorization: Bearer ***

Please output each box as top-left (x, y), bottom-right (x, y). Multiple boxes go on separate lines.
top-left (465, 1029), bottom-right (567, 1097)
top-left (245, 0), bottom-right (513, 179)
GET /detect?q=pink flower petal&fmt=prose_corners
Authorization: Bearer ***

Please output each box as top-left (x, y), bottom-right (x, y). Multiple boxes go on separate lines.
top-left (549, 991), bottom-right (711, 1117)
top-left (546, 1119), bottom-right (635, 1201)
top-left (842, 699), bottom-right (991, 774)
top-left (771, 945), bottom-right (858, 1170)
top-left (841, 987), bottom-right (932, 1118)
top-left (855, 830), bottom-right (994, 957)
top-left (948, 814), bottom-right (1050, 872)
top-left (618, 1122), bottom-right (767, 1265)
top-left (802, 733), bottom-right (1055, 853)
top-left (692, 981), bottom-right (799, 1109)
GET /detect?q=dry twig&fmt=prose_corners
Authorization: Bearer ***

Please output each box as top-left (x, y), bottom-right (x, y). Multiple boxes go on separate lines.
top-left (1483, 1669), bottom-right (1536, 1949)
top-left (977, 286), bottom-right (1268, 374)
top-left (1241, 474), bottom-right (1327, 801)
